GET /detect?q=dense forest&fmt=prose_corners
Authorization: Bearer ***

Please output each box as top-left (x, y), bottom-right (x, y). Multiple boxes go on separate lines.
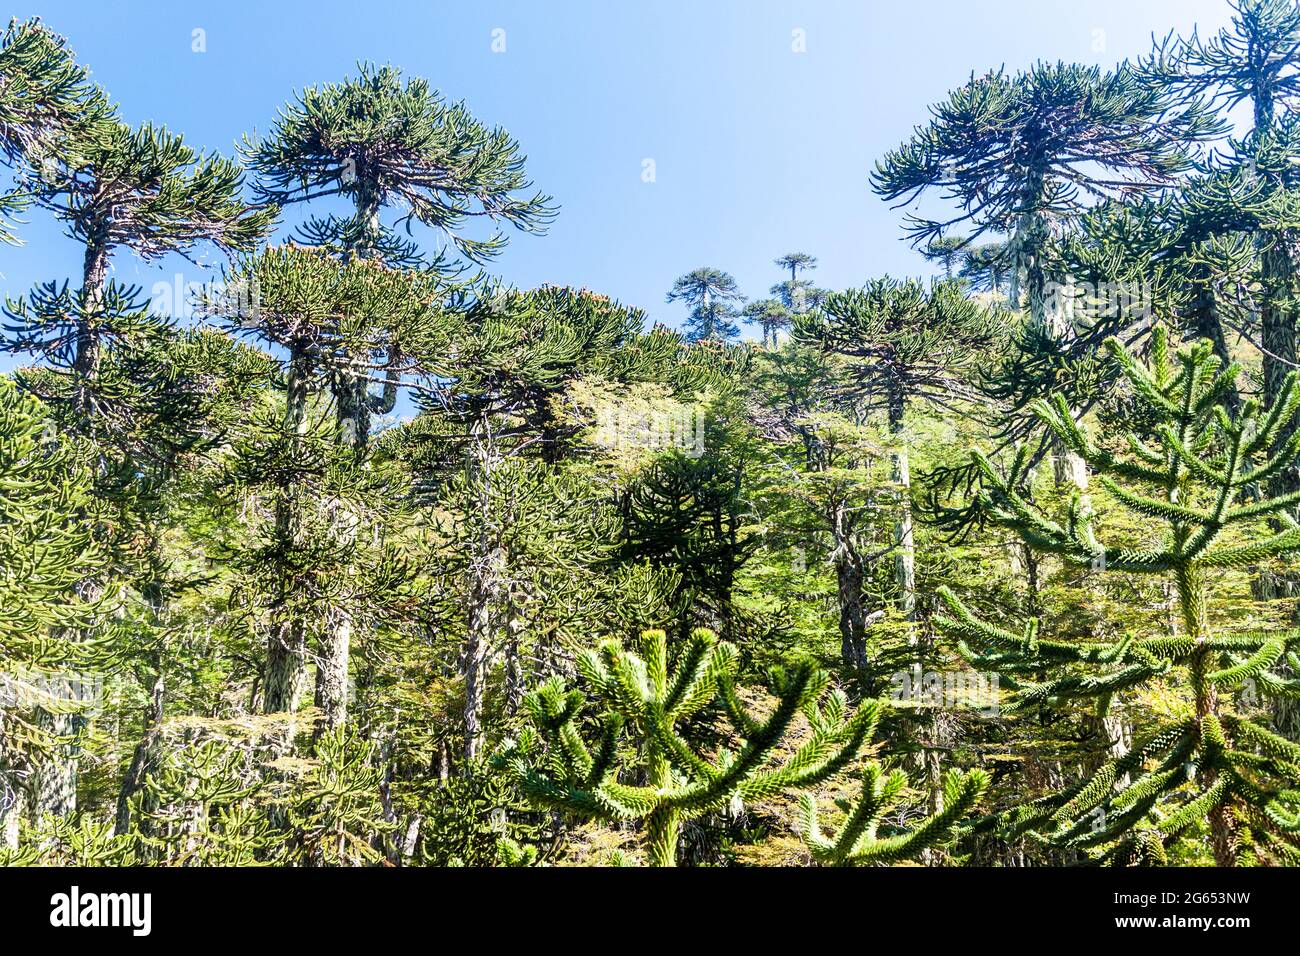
top-left (6, 0), bottom-right (1300, 868)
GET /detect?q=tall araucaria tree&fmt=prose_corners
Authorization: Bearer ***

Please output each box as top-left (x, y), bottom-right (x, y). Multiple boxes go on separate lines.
top-left (212, 245), bottom-right (452, 734)
top-left (742, 298), bottom-right (792, 348)
top-left (3, 114), bottom-right (273, 822)
top-left (748, 342), bottom-right (887, 672)
top-left (772, 251), bottom-right (822, 316)
top-left (667, 267), bottom-right (745, 343)
top-left (873, 61), bottom-right (1223, 484)
top-left (1142, 0), bottom-right (1300, 446)
top-left (12, 118), bottom-right (274, 422)
top-left (796, 277), bottom-right (1007, 622)
top-left (240, 63), bottom-right (554, 736)
top-left (795, 277), bottom-right (1005, 824)
top-left (937, 329), bottom-right (1300, 865)
top-left (404, 285), bottom-right (680, 762)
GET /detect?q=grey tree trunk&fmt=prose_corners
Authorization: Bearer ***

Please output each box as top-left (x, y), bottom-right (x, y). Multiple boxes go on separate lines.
top-left (463, 418), bottom-right (505, 765)
top-left (887, 386), bottom-right (915, 620)
top-left (832, 525), bottom-right (868, 671)
top-left (503, 581), bottom-right (529, 717)
top-left (1, 748), bottom-right (25, 850)
top-left (312, 183), bottom-right (395, 739)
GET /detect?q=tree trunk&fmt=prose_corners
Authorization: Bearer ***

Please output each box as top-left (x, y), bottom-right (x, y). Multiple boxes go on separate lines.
top-left (504, 581), bottom-right (528, 717)
top-left (114, 653), bottom-right (165, 836)
top-left (264, 344), bottom-right (311, 717)
top-left (463, 418), bottom-right (505, 765)
top-left (887, 385), bottom-right (915, 620)
top-left (73, 238), bottom-right (108, 415)
top-left (312, 183), bottom-right (398, 739)
top-left (1, 750), bottom-right (25, 850)
top-left (31, 237), bottom-right (113, 825)
top-left (832, 541), bottom-right (868, 671)
top-left (315, 602), bottom-right (352, 738)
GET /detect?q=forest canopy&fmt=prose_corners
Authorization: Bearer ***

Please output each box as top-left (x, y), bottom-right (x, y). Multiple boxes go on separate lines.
top-left (6, 2), bottom-right (1300, 869)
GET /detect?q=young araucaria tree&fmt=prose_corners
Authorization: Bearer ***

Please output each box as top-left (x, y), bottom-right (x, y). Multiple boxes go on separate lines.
top-left (801, 760), bottom-right (988, 865)
top-left (937, 329), bottom-right (1300, 865)
top-left (506, 626), bottom-right (979, 866)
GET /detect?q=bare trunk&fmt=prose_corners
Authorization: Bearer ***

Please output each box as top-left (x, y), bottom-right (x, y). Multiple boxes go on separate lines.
top-left (888, 386), bottom-right (915, 620)
top-left (73, 238), bottom-right (108, 416)
top-left (1, 752), bottom-right (25, 850)
top-left (463, 418), bottom-right (504, 765)
top-left (504, 581), bottom-right (528, 717)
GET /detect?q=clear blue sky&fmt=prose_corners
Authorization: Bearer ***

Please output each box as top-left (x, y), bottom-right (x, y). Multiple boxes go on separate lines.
top-left (1, 0), bottom-right (1236, 370)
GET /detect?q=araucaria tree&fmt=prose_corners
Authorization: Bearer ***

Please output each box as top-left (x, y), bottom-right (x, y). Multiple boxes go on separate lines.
top-left (667, 267), bottom-right (745, 343)
top-left (938, 329), bottom-right (1300, 865)
top-left (9, 4), bottom-right (1300, 873)
top-left (874, 61), bottom-right (1222, 484)
top-left (238, 63), bottom-right (553, 735)
top-left (797, 278), bottom-right (1006, 621)
top-left (507, 626), bottom-right (975, 866)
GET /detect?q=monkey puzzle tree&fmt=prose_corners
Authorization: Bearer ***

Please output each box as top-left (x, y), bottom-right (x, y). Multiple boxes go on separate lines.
top-left (29, 119), bottom-right (273, 368)
top-left (747, 342), bottom-right (888, 672)
top-left (874, 62), bottom-right (1222, 484)
top-left (405, 285), bottom-right (674, 762)
top-left (242, 61), bottom-right (555, 455)
top-left (795, 278), bottom-right (1004, 825)
top-left (0, 18), bottom-right (112, 244)
top-left (874, 62), bottom-right (1219, 325)
top-left (921, 237), bottom-right (966, 280)
top-left (667, 268), bottom-right (745, 343)
top-left (937, 329), bottom-right (1300, 865)
top-left (506, 626), bottom-right (882, 867)
top-left (2, 114), bottom-right (272, 821)
top-left (742, 298), bottom-right (792, 348)
top-left (1141, 2), bottom-right (1300, 739)
top-left (620, 447), bottom-right (761, 644)
top-left (772, 251), bottom-right (822, 315)
top-left (242, 65), bottom-right (554, 736)
top-left (796, 277), bottom-right (1006, 621)
top-left (213, 245), bottom-right (450, 731)
top-left (242, 62), bottom-right (554, 267)
top-left (1143, 0), bottom-right (1300, 433)
top-left (958, 240), bottom-right (1013, 298)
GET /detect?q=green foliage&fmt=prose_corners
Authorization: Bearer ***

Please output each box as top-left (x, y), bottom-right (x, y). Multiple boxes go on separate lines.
top-left (0, 18), bottom-right (112, 243)
top-left (937, 329), bottom-right (1300, 864)
top-left (667, 268), bottom-right (745, 343)
top-left (8, 7), bottom-right (1300, 873)
top-left (802, 762), bottom-right (989, 865)
top-left (418, 760), bottom-right (547, 867)
top-left (506, 626), bottom-right (881, 866)
top-left (242, 62), bottom-right (555, 264)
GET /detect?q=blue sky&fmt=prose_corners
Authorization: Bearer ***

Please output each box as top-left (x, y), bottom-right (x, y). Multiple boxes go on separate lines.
top-left (1, 0), bottom-right (1237, 370)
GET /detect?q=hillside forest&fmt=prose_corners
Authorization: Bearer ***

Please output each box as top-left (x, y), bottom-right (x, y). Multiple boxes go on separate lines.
top-left (7, 2), bottom-right (1300, 867)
